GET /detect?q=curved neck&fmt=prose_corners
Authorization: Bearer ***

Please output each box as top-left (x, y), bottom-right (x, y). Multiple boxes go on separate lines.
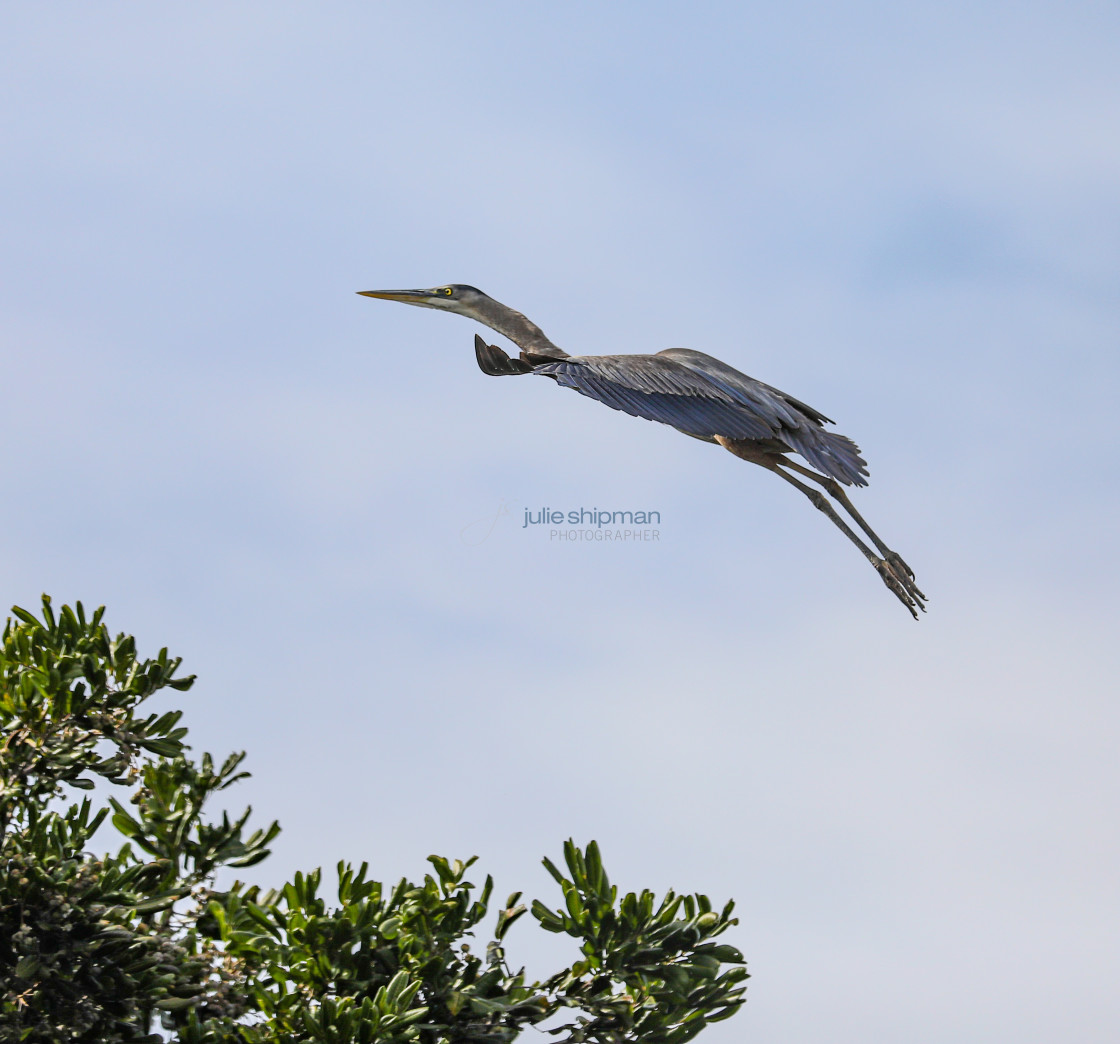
top-left (474, 296), bottom-right (568, 359)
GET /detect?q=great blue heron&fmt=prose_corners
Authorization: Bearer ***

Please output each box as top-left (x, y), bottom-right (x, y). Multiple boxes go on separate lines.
top-left (358, 284), bottom-right (925, 617)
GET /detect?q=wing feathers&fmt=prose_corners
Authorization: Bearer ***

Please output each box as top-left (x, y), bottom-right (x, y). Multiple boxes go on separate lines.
top-left (532, 350), bottom-right (868, 486)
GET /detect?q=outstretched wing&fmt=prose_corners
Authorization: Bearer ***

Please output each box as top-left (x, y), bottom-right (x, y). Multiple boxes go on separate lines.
top-left (529, 347), bottom-right (869, 486)
top-left (531, 353), bottom-right (777, 440)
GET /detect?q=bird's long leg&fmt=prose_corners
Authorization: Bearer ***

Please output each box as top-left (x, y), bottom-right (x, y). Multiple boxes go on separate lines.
top-left (779, 458), bottom-right (923, 597)
top-left (769, 466), bottom-right (925, 617)
top-left (715, 437), bottom-right (925, 617)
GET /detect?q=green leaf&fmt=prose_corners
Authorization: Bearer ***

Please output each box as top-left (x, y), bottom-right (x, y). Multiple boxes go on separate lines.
top-left (531, 899), bottom-right (565, 931)
top-left (541, 855), bottom-right (567, 887)
top-left (131, 891), bottom-right (181, 914)
top-left (697, 943), bottom-right (743, 963)
top-left (154, 996), bottom-right (198, 1011)
top-left (564, 885), bottom-right (585, 923)
top-left (112, 810), bottom-right (143, 838)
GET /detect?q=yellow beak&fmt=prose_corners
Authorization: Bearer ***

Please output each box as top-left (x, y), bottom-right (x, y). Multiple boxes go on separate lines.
top-left (356, 289), bottom-right (435, 303)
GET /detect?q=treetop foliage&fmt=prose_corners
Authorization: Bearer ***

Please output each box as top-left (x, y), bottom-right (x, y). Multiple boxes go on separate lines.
top-left (1, 597), bottom-right (747, 1042)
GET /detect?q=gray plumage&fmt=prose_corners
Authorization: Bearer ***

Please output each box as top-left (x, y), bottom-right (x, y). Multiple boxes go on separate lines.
top-left (359, 283), bottom-right (925, 617)
top-left (535, 350), bottom-right (869, 487)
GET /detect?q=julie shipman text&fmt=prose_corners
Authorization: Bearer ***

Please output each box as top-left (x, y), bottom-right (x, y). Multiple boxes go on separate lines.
top-left (523, 508), bottom-right (661, 528)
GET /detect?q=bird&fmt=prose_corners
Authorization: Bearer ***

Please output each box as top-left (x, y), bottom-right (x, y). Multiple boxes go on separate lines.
top-left (358, 284), bottom-right (925, 617)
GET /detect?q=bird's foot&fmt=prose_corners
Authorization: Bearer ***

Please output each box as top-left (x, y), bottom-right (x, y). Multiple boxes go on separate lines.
top-left (884, 549), bottom-right (919, 584)
top-left (875, 555), bottom-right (927, 620)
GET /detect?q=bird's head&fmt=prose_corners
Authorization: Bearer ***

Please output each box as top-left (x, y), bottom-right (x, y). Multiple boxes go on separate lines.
top-left (357, 282), bottom-right (561, 356)
top-left (357, 284), bottom-right (491, 320)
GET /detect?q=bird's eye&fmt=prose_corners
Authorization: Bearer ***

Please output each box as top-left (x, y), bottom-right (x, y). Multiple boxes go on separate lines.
top-left (442, 287), bottom-right (453, 296)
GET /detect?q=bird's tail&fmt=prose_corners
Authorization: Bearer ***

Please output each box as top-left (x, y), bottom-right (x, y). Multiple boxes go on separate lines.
top-left (783, 427), bottom-right (870, 486)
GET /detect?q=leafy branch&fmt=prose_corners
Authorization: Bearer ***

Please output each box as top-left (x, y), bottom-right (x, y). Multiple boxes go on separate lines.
top-left (1, 597), bottom-right (747, 1043)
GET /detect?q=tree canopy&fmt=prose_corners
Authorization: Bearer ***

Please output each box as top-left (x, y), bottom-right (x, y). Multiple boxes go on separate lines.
top-left (0, 597), bottom-right (747, 1042)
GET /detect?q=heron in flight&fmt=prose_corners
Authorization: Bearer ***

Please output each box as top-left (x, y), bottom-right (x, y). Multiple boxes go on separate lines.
top-left (358, 284), bottom-right (925, 617)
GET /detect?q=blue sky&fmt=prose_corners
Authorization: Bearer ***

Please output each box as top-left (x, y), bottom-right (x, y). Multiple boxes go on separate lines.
top-left (2, 3), bottom-right (1119, 1040)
